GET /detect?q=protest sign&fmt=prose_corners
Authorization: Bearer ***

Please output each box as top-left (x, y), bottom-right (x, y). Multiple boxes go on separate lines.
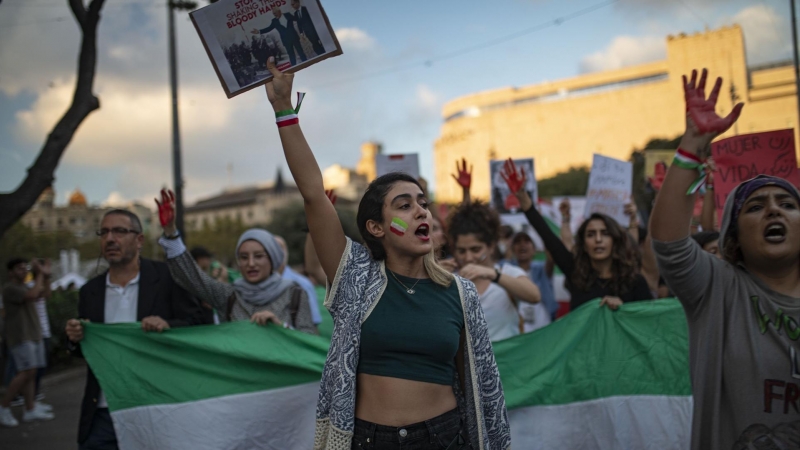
top-left (490, 158), bottom-right (537, 214)
top-left (711, 129), bottom-right (800, 225)
top-left (375, 154), bottom-right (420, 179)
top-left (190, 0), bottom-right (342, 98)
top-left (584, 154), bottom-right (632, 225)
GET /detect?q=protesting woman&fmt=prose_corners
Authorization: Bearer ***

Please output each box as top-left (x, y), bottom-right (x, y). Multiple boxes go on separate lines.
top-left (154, 190), bottom-right (316, 333)
top-left (447, 201), bottom-right (543, 340)
top-left (264, 57), bottom-right (509, 450)
top-left (651, 68), bottom-right (800, 449)
top-left (502, 160), bottom-right (652, 311)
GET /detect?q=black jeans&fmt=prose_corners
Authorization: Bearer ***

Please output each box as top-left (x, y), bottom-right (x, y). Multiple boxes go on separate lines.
top-left (351, 408), bottom-right (470, 450)
top-left (79, 408), bottom-right (119, 450)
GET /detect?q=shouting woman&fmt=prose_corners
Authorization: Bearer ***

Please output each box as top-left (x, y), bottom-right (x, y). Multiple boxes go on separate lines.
top-left (263, 57), bottom-right (509, 450)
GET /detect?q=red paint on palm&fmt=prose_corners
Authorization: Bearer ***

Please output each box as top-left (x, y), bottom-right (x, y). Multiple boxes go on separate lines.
top-left (500, 158), bottom-right (526, 193)
top-left (451, 158), bottom-right (472, 189)
top-left (683, 68), bottom-right (744, 135)
top-left (154, 189), bottom-right (175, 228)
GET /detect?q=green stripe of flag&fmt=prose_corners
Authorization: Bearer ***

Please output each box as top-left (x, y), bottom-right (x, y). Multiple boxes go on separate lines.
top-left (81, 322), bottom-right (328, 411)
top-left (494, 298), bottom-right (691, 409)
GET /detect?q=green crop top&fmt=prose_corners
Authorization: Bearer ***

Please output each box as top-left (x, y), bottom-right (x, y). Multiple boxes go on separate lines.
top-left (358, 272), bottom-right (464, 386)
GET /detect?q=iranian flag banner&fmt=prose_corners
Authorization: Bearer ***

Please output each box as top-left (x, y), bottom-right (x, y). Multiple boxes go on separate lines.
top-left (81, 299), bottom-right (692, 450)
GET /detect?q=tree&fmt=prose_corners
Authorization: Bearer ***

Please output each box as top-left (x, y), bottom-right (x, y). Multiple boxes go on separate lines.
top-left (266, 201), bottom-right (360, 266)
top-left (538, 166), bottom-right (590, 198)
top-left (0, 0), bottom-right (106, 240)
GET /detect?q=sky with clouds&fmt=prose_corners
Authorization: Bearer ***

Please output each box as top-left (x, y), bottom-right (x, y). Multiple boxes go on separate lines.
top-left (0, 0), bottom-right (792, 208)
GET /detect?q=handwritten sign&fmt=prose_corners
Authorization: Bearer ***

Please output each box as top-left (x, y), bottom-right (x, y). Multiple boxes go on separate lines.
top-left (711, 129), bottom-right (800, 225)
top-left (375, 154), bottom-right (420, 179)
top-left (490, 158), bottom-right (537, 214)
top-left (584, 154), bottom-right (632, 225)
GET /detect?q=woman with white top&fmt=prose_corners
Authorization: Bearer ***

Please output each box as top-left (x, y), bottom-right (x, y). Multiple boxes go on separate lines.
top-left (447, 200), bottom-right (541, 341)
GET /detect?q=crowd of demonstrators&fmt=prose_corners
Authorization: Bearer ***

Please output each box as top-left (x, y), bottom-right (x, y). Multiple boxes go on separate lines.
top-left (502, 159), bottom-right (654, 311)
top-left (0, 258), bottom-right (54, 427)
top-left (265, 57), bottom-right (509, 449)
top-left (62, 209), bottom-right (209, 449)
top-left (155, 190), bottom-right (316, 334)
top-left (649, 68), bottom-right (800, 449)
top-left (447, 201), bottom-right (543, 340)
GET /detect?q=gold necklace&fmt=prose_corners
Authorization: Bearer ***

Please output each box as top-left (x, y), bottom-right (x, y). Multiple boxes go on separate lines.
top-left (389, 270), bottom-right (422, 295)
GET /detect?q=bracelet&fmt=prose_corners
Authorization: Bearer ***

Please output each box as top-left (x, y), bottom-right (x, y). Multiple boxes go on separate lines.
top-left (275, 92), bottom-right (306, 128)
top-left (672, 148), bottom-right (708, 195)
top-left (493, 268), bottom-right (502, 283)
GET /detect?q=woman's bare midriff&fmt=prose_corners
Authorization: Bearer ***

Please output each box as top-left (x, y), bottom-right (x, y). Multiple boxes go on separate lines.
top-left (355, 373), bottom-right (458, 426)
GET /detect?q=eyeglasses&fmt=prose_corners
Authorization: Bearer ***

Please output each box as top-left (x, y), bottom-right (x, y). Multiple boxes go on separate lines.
top-left (96, 227), bottom-right (141, 237)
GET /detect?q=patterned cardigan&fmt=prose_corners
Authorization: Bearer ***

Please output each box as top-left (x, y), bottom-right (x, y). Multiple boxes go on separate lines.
top-left (314, 238), bottom-right (511, 450)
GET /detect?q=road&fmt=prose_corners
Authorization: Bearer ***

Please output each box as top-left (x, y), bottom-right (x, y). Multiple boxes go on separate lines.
top-left (0, 365), bottom-right (86, 450)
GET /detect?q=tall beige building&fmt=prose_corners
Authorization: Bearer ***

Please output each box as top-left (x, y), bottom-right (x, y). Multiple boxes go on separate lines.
top-left (434, 25), bottom-right (798, 203)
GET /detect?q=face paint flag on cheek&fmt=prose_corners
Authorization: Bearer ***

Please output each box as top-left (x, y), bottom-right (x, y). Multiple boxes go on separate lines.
top-left (390, 218), bottom-right (408, 236)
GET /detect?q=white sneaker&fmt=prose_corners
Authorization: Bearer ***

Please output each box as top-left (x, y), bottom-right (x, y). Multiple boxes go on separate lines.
top-left (22, 406), bottom-right (54, 422)
top-left (35, 401), bottom-right (53, 413)
top-left (0, 407), bottom-right (19, 427)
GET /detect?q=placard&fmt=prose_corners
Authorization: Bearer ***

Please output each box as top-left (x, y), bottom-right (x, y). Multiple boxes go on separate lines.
top-left (711, 129), bottom-right (800, 225)
top-left (584, 154), bottom-right (632, 225)
top-left (190, 0), bottom-right (343, 98)
top-left (490, 158), bottom-right (537, 214)
top-left (375, 154), bottom-right (420, 179)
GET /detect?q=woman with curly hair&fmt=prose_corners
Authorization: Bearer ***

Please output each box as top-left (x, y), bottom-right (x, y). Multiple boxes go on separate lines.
top-left (263, 58), bottom-right (509, 450)
top-left (501, 159), bottom-right (652, 311)
top-left (447, 201), bottom-right (542, 341)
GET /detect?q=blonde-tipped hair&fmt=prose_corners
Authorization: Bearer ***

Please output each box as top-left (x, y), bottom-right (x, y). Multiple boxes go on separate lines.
top-left (424, 248), bottom-right (453, 287)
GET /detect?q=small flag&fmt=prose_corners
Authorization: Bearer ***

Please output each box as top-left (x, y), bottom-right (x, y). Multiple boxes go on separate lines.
top-left (390, 217), bottom-right (408, 236)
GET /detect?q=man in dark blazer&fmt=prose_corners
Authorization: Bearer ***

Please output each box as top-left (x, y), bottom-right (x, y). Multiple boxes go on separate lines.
top-left (289, 0), bottom-right (324, 55)
top-left (251, 7), bottom-right (306, 66)
top-left (65, 209), bottom-right (207, 450)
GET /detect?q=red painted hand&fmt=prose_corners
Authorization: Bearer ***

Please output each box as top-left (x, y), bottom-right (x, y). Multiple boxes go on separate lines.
top-left (154, 189), bottom-right (176, 229)
top-left (325, 189), bottom-right (337, 206)
top-left (648, 161), bottom-right (667, 191)
top-left (451, 158), bottom-right (472, 189)
top-left (683, 68), bottom-right (744, 135)
top-left (500, 158), bottom-right (526, 194)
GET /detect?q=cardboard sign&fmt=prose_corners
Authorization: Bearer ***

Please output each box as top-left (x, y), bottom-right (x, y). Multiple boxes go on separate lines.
top-left (584, 154), bottom-right (632, 225)
top-left (190, 0), bottom-right (342, 98)
top-left (711, 129), bottom-right (800, 225)
top-left (490, 158), bottom-right (537, 214)
top-left (375, 154), bottom-right (420, 179)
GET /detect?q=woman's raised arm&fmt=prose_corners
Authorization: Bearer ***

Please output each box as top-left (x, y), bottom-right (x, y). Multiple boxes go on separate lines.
top-left (650, 69), bottom-right (743, 242)
top-left (265, 58), bottom-right (345, 282)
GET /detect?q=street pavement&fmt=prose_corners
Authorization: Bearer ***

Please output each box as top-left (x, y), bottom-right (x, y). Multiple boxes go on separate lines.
top-left (0, 365), bottom-right (86, 450)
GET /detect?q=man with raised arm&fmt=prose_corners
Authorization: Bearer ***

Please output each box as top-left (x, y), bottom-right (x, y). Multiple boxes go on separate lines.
top-left (650, 68), bottom-right (800, 449)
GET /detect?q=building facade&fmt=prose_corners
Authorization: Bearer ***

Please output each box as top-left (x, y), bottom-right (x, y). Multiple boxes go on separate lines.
top-left (434, 25), bottom-right (798, 203)
top-left (183, 174), bottom-right (302, 232)
top-left (20, 187), bottom-right (154, 240)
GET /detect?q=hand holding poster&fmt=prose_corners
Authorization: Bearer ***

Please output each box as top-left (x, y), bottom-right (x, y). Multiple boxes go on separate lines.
top-left (584, 154), bottom-right (632, 226)
top-left (190, 0), bottom-right (342, 98)
top-left (375, 154), bottom-right (420, 179)
top-left (490, 158), bottom-right (537, 214)
top-left (711, 129), bottom-right (800, 225)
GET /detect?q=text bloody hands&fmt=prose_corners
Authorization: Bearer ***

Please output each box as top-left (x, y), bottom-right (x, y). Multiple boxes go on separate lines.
top-left (155, 189), bottom-right (176, 236)
top-left (451, 158), bottom-right (472, 190)
top-left (682, 68), bottom-right (744, 151)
